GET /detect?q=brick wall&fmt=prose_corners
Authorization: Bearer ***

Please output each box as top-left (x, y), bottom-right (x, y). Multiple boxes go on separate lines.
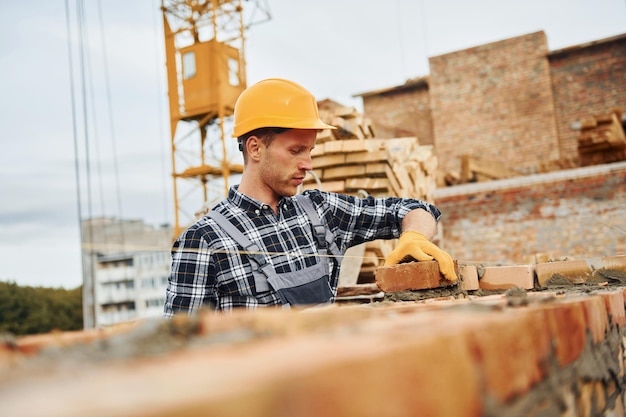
top-left (428, 31), bottom-right (560, 176)
top-left (549, 34), bottom-right (626, 161)
top-left (360, 31), bottom-right (626, 178)
top-left (434, 162), bottom-right (626, 265)
top-left (3, 286), bottom-right (626, 417)
top-left (360, 79), bottom-right (435, 145)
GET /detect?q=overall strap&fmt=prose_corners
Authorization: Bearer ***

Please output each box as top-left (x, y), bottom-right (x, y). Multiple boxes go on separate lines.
top-left (207, 211), bottom-right (273, 292)
top-left (294, 194), bottom-right (341, 259)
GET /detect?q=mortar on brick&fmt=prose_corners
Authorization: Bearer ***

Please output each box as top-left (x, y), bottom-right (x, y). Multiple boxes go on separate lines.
top-left (481, 309), bottom-right (625, 417)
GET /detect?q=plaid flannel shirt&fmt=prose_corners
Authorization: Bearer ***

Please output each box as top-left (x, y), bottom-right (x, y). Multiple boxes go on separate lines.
top-left (163, 186), bottom-right (441, 316)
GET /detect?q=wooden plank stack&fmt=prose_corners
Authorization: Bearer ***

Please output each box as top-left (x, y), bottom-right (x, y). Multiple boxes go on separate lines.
top-left (303, 138), bottom-right (438, 201)
top-left (317, 98), bottom-right (375, 142)
top-left (444, 154), bottom-right (522, 185)
top-left (304, 101), bottom-right (439, 290)
top-left (578, 109), bottom-right (626, 166)
top-left (459, 154), bottom-right (521, 183)
top-left (536, 156), bottom-right (579, 173)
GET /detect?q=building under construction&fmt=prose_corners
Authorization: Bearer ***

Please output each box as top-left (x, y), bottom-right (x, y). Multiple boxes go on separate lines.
top-left (2, 0), bottom-right (626, 415)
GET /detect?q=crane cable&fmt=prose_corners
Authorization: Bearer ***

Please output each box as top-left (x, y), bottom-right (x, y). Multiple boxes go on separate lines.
top-left (65, 0), bottom-right (97, 326)
top-left (65, 0), bottom-right (84, 267)
top-left (96, 0), bottom-right (127, 249)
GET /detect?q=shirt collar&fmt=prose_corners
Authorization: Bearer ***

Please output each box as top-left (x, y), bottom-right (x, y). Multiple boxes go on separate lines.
top-left (227, 185), bottom-right (294, 212)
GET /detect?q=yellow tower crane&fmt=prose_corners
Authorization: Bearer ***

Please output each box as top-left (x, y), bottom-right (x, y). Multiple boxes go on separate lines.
top-left (161, 0), bottom-right (271, 238)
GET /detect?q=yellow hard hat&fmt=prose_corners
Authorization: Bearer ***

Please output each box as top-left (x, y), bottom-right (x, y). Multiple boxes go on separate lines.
top-left (232, 78), bottom-right (336, 138)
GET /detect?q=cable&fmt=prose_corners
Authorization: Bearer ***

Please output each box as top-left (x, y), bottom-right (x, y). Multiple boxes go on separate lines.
top-left (97, 0), bottom-right (126, 248)
top-left (66, 0), bottom-right (95, 328)
top-left (82, 3), bottom-right (108, 222)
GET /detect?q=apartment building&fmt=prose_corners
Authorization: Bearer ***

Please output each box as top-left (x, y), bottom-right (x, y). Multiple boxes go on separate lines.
top-left (81, 218), bottom-right (172, 328)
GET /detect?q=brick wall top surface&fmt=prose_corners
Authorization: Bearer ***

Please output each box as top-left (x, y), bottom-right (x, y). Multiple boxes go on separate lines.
top-left (2, 282), bottom-right (626, 417)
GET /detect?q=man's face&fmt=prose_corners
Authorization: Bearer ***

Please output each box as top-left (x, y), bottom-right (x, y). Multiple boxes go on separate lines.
top-left (259, 129), bottom-right (317, 198)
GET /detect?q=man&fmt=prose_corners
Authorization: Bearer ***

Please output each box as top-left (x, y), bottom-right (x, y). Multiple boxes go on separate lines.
top-left (164, 78), bottom-right (456, 316)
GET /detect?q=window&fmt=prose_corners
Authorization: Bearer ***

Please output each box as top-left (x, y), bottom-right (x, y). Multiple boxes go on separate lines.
top-left (145, 298), bottom-right (164, 308)
top-left (183, 51), bottom-right (196, 79)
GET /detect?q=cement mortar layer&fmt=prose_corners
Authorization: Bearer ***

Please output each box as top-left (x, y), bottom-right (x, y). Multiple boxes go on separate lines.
top-left (485, 325), bottom-right (625, 417)
top-left (434, 160), bottom-right (626, 199)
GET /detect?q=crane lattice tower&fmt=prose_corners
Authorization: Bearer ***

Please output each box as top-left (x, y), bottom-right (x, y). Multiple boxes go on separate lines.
top-left (162, 0), bottom-right (270, 238)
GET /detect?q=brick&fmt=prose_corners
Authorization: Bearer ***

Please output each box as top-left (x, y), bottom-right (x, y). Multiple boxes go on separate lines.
top-left (602, 290), bottom-right (626, 326)
top-left (601, 254), bottom-right (626, 276)
top-left (374, 260), bottom-right (457, 292)
top-left (459, 264), bottom-right (479, 290)
top-left (526, 256), bottom-right (626, 288)
top-left (479, 264), bottom-right (535, 290)
top-left (278, 327), bottom-right (483, 417)
top-left (577, 382), bottom-right (594, 417)
top-left (463, 308), bottom-right (551, 403)
top-left (594, 381), bottom-right (607, 414)
top-left (535, 259), bottom-right (594, 287)
top-left (580, 295), bottom-right (610, 344)
top-left (542, 299), bottom-right (588, 367)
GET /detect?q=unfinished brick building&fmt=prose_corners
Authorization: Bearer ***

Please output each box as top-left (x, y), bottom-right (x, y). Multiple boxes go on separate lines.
top-left (357, 31), bottom-right (626, 266)
top-left (356, 31), bottom-right (626, 176)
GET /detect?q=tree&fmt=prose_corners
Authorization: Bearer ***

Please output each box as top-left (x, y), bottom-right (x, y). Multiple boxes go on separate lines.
top-left (0, 281), bottom-right (83, 335)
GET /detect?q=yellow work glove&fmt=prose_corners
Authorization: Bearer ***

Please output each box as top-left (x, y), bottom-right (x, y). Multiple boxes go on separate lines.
top-left (384, 231), bottom-right (458, 282)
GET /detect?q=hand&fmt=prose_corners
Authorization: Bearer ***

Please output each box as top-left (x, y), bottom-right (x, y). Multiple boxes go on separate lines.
top-left (384, 231), bottom-right (458, 281)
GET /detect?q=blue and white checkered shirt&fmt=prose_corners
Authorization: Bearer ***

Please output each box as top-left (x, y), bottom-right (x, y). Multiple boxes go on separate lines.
top-left (163, 186), bottom-right (441, 315)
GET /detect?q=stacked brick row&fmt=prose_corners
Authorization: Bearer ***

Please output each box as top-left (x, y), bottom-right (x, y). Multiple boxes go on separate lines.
top-left (1, 255), bottom-right (626, 416)
top-left (375, 255), bottom-right (626, 293)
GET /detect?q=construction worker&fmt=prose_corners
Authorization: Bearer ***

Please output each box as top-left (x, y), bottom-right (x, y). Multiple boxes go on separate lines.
top-left (164, 78), bottom-right (457, 316)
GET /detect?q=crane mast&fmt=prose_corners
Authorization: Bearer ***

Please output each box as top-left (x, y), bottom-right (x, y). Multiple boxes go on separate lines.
top-left (161, 0), bottom-right (270, 238)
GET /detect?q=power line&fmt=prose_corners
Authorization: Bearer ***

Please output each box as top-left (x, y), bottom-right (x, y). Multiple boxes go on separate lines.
top-left (65, 0), bottom-right (95, 329)
top-left (96, 0), bottom-right (127, 248)
top-left (81, 2), bottom-right (108, 220)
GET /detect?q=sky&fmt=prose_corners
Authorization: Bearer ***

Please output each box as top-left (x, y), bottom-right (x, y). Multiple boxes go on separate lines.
top-left (0, 0), bottom-right (624, 290)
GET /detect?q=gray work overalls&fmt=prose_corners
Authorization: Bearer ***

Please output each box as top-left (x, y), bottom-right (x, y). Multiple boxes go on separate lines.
top-left (208, 194), bottom-right (343, 306)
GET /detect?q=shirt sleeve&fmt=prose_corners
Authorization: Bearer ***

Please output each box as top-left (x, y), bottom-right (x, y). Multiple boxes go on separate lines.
top-left (163, 227), bottom-right (216, 317)
top-left (308, 190), bottom-right (442, 250)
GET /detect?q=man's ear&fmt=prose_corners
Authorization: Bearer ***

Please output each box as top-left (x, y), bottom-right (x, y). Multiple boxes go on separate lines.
top-left (246, 135), bottom-right (262, 162)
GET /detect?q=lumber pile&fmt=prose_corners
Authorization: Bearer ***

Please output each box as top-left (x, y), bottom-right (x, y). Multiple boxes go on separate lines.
top-left (317, 99), bottom-right (375, 141)
top-left (444, 154), bottom-right (521, 185)
top-left (305, 100), bottom-right (439, 293)
top-left (303, 138), bottom-right (438, 201)
top-left (310, 99), bottom-right (438, 201)
top-left (578, 109), bottom-right (626, 166)
top-left (536, 156), bottom-right (579, 173)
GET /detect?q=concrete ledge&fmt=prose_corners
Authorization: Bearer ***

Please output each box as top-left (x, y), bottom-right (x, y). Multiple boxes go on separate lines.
top-left (433, 161), bottom-right (626, 198)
